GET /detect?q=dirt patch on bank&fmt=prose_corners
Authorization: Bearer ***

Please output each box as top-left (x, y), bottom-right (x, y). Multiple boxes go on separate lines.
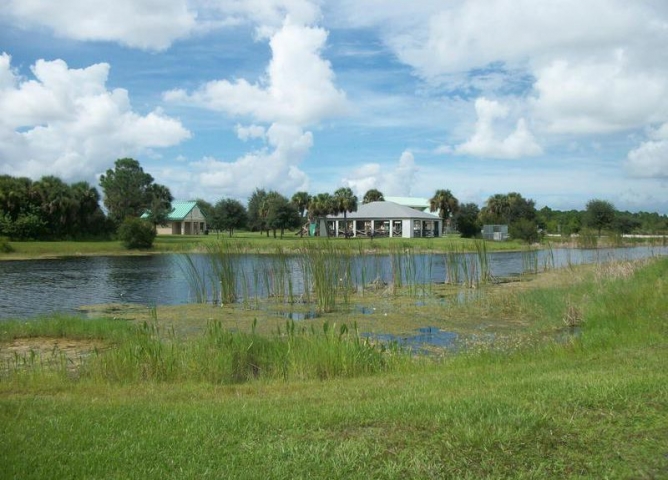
top-left (1, 337), bottom-right (108, 372)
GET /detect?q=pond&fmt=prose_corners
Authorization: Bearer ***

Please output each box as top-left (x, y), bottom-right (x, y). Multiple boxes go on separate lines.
top-left (0, 245), bottom-right (666, 319)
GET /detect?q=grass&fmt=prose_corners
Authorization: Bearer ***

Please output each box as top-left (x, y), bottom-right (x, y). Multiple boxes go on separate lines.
top-left (2, 230), bottom-right (664, 261)
top-left (1, 232), bottom-right (535, 261)
top-left (1, 258), bottom-right (667, 478)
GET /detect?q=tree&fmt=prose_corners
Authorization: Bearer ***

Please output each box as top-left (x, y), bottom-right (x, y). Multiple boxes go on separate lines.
top-left (509, 218), bottom-right (541, 243)
top-left (117, 217), bottom-right (156, 249)
top-left (247, 188), bottom-right (269, 235)
top-left (0, 174), bottom-right (110, 240)
top-left (453, 202), bottom-right (480, 238)
top-left (290, 191), bottom-right (311, 236)
top-left (585, 199), bottom-right (616, 236)
top-left (194, 199), bottom-right (213, 220)
top-left (290, 191), bottom-right (311, 218)
top-left (33, 176), bottom-right (76, 239)
top-left (70, 181), bottom-right (111, 238)
top-left (480, 192), bottom-right (536, 225)
top-left (266, 193), bottom-right (300, 238)
top-left (144, 184), bottom-right (174, 232)
top-left (211, 198), bottom-right (247, 237)
top-left (332, 187), bottom-right (358, 237)
top-left (307, 193), bottom-right (334, 236)
top-left (429, 189), bottom-right (459, 234)
top-left (308, 193), bottom-right (334, 219)
top-left (0, 175), bottom-right (35, 222)
top-left (362, 189), bottom-right (384, 204)
top-left (99, 158), bottom-right (156, 225)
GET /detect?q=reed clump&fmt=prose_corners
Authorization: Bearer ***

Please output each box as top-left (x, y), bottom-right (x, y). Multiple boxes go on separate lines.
top-left (576, 230), bottom-right (598, 249)
top-left (2, 311), bottom-right (405, 384)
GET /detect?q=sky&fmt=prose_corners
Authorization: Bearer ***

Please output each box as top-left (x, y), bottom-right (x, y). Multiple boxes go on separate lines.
top-left (1, 0), bottom-right (668, 213)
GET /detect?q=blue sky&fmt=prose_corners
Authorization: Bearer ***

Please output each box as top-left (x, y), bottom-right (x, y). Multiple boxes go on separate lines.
top-left (1, 0), bottom-right (667, 213)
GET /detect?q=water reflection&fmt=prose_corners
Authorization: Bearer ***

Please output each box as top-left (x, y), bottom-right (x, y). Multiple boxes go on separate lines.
top-left (0, 246), bottom-right (665, 319)
top-left (363, 326), bottom-right (460, 354)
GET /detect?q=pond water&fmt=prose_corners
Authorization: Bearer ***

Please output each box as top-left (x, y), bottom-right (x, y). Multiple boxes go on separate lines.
top-left (0, 245), bottom-right (665, 319)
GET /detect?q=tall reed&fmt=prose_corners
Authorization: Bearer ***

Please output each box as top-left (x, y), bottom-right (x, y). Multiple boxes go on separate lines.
top-left (299, 242), bottom-right (349, 312)
top-left (474, 240), bottom-right (492, 284)
top-left (522, 246), bottom-right (539, 275)
top-left (77, 314), bottom-right (402, 384)
top-left (577, 230), bottom-right (598, 249)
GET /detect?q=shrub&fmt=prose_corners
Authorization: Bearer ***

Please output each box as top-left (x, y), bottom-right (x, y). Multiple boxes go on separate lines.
top-left (0, 236), bottom-right (14, 253)
top-left (117, 217), bottom-right (156, 249)
top-left (509, 219), bottom-right (541, 243)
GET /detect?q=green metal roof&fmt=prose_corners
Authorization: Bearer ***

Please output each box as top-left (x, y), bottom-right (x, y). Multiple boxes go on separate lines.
top-left (141, 201), bottom-right (200, 221)
top-left (166, 201), bottom-right (198, 220)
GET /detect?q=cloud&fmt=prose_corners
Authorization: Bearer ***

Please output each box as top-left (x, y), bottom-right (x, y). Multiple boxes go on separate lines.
top-left (209, 0), bottom-right (322, 37)
top-left (342, 150), bottom-right (418, 196)
top-left (453, 98), bottom-right (542, 159)
top-left (532, 54), bottom-right (668, 134)
top-left (185, 123), bottom-right (312, 199)
top-left (334, 1), bottom-right (668, 137)
top-left (0, 53), bottom-right (190, 181)
top-left (335, 0), bottom-right (659, 76)
top-left (161, 17), bottom-right (349, 199)
top-left (3, 0), bottom-right (197, 51)
top-left (235, 124), bottom-right (266, 141)
top-left (165, 21), bottom-right (349, 126)
top-left (626, 140), bottom-right (668, 179)
top-left (2, 0), bottom-right (326, 51)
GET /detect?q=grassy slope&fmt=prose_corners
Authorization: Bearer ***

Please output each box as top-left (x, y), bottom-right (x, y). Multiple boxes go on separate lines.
top-left (1, 259), bottom-right (667, 478)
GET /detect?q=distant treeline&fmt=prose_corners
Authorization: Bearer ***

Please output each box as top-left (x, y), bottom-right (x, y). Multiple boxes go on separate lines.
top-left (0, 175), bottom-right (112, 240)
top-left (2, 169), bottom-right (668, 241)
top-left (538, 207), bottom-right (668, 236)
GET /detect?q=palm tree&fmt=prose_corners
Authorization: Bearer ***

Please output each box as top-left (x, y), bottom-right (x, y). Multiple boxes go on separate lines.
top-left (429, 189), bottom-right (459, 234)
top-left (290, 191), bottom-right (311, 218)
top-left (332, 187), bottom-right (358, 237)
top-left (362, 188), bottom-right (384, 204)
top-left (308, 193), bottom-right (334, 220)
top-left (291, 191), bottom-right (311, 236)
top-left (481, 193), bottom-right (510, 224)
top-left (308, 193), bottom-right (334, 236)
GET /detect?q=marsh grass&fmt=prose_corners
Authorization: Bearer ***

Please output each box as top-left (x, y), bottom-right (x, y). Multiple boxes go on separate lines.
top-left (577, 229), bottom-right (599, 248)
top-left (48, 313), bottom-right (404, 384)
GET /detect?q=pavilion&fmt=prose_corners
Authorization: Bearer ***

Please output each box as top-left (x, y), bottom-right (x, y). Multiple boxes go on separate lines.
top-left (319, 201), bottom-right (441, 238)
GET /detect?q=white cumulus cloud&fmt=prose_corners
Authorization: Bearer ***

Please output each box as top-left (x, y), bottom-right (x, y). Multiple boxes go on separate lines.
top-left (453, 98), bottom-right (542, 159)
top-left (334, 0), bottom-right (668, 139)
top-left (626, 140), bottom-right (668, 179)
top-left (3, 0), bottom-right (197, 51)
top-left (342, 150), bottom-right (419, 197)
top-left (187, 123), bottom-right (312, 199)
top-left (532, 54), bottom-right (668, 134)
top-left (164, 21), bottom-right (348, 126)
top-left (0, 53), bottom-right (191, 181)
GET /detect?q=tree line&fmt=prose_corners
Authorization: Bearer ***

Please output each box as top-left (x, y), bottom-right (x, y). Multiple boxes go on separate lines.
top-left (2, 157), bottom-right (667, 243)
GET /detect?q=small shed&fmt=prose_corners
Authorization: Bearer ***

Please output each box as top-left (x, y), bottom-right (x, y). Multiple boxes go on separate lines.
top-left (144, 201), bottom-right (207, 235)
top-left (320, 201), bottom-right (441, 238)
top-left (482, 224), bottom-right (509, 241)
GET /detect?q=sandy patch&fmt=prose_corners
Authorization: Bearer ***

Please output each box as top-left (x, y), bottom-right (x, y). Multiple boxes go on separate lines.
top-left (1, 337), bottom-right (108, 372)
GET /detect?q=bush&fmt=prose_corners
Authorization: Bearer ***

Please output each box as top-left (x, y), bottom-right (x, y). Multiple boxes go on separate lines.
top-left (117, 217), bottom-right (156, 249)
top-left (509, 219), bottom-right (541, 243)
top-left (0, 236), bottom-right (14, 253)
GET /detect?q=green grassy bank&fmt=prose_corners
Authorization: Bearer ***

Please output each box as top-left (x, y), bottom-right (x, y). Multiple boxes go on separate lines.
top-left (1, 233), bottom-right (547, 260)
top-left (1, 258), bottom-right (667, 478)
